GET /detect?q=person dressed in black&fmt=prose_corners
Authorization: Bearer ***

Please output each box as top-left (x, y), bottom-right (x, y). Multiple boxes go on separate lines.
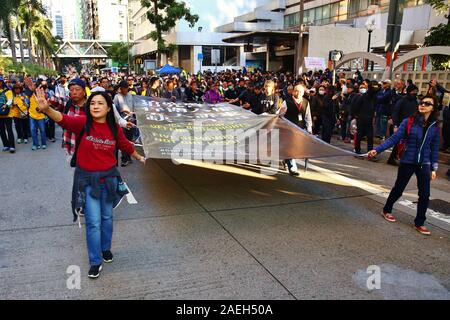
top-left (387, 84), bottom-right (419, 165)
top-left (321, 86), bottom-right (338, 144)
top-left (224, 81), bottom-right (240, 106)
top-left (236, 82), bottom-right (255, 108)
top-left (352, 82), bottom-right (375, 158)
top-left (442, 102), bottom-right (450, 154)
top-left (339, 83), bottom-right (358, 143)
top-left (184, 81), bottom-right (204, 103)
top-left (310, 86), bottom-right (325, 135)
top-left (245, 84), bottom-right (265, 115)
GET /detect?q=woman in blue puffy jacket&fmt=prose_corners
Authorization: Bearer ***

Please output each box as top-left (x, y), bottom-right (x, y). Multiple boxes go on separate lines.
top-left (368, 95), bottom-right (440, 236)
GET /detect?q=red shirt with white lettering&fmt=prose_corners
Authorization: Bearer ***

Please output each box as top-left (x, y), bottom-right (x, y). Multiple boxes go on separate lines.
top-left (58, 114), bottom-right (135, 172)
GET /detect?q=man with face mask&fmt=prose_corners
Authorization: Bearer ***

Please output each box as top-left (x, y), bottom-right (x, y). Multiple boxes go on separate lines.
top-left (224, 81), bottom-right (239, 106)
top-left (339, 82), bottom-right (357, 143)
top-left (54, 75), bottom-right (69, 105)
top-left (352, 83), bottom-right (375, 158)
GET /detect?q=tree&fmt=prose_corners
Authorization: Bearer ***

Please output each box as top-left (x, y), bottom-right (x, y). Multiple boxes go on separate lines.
top-left (424, 0), bottom-right (450, 70)
top-left (141, 0), bottom-right (198, 67)
top-left (0, 0), bottom-right (21, 63)
top-left (31, 15), bottom-right (56, 68)
top-left (424, 24), bottom-right (450, 70)
top-left (19, 0), bottom-right (47, 64)
top-left (106, 42), bottom-right (131, 68)
top-left (425, 0), bottom-right (450, 23)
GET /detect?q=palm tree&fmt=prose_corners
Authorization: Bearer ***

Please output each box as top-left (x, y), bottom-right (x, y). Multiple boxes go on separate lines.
top-left (19, 0), bottom-right (46, 64)
top-left (31, 15), bottom-right (56, 68)
top-left (0, 0), bottom-right (21, 63)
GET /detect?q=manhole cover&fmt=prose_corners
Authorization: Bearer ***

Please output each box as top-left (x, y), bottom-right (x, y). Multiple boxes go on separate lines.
top-left (428, 199), bottom-right (450, 215)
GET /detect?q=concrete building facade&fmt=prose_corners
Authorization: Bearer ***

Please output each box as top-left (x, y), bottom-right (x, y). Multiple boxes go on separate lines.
top-left (129, 1), bottom-right (245, 74)
top-left (218, 0), bottom-right (448, 72)
top-left (80, 0), bottom-right (129, 41)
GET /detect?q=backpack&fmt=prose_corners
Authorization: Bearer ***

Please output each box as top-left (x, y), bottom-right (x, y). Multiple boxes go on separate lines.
top-left (396, 116), bottom-right (415, 159)
top-left (0, 91), bottom-right (10, 116)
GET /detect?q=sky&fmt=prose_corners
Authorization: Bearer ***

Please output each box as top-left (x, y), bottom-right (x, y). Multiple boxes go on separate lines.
top-left (41, 0), bottom-right (270, 35)
top-left (179, 0), bottom-right (270, 32)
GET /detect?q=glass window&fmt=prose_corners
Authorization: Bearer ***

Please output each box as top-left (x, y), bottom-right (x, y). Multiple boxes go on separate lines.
top-left (338, 0), bottom-right (348, 20)
top-left (360, 0), bottom-right (369, 11)
top-left (348, 0), bottom-right (359, 17)
top-left (331, 3), bottom-right (339, 17)
top-left (307, 9), bottom-right (315, 24)
top-left (339, 0), bottom-right (348, 15)
top-left (315, 6), bottom-right (323, 22)
top-left (322, 4), bottom-right (330, 24)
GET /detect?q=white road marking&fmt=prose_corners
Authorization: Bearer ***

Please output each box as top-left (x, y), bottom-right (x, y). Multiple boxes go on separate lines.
top-left (297, 160), bottom-right (450, 227)
top-left (124, 183), bottom-right (138, 204)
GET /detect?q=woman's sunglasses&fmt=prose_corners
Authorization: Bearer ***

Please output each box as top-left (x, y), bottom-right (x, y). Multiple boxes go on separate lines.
top-left (421, 101), bottom-right (434, 107)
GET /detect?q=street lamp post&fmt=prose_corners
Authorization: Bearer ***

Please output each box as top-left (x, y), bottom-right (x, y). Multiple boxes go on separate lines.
top-left (365, 18), bottom-right (376, 72)
top-left (295, 0), bottom-right (304, 77)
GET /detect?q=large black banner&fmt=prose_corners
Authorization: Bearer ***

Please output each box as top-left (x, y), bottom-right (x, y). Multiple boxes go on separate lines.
top-left (133, 95), bottom-right (354, 162)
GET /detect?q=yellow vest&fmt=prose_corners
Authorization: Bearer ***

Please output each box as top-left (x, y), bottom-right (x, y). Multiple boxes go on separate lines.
top-left (28, 95), bottom-right (46, 120)
top-left (10, 95), bottom-right (28, 118)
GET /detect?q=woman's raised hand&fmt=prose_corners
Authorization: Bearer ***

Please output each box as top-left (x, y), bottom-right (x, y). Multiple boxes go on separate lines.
top-left (24, 77), bottom-right (36, 92)
top-left (35, 88), bottom-right (49, 113)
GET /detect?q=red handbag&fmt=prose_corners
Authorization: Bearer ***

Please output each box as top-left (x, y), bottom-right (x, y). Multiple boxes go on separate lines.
top-left (396, 116), bottom-right (414, 159)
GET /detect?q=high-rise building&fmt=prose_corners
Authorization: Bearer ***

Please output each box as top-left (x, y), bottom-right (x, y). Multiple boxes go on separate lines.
top-left (42, 0), bottom-right (83, 39)
top-left (80, 0), bottom-right (99, 39)
top-left (80, 0), bottom-right (129, 41)
top-left (53, 14), bottom-right (64, 38)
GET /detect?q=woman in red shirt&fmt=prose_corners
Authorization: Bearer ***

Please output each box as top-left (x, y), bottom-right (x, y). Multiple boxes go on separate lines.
top-left (35, 89), bottom-right (145, 279)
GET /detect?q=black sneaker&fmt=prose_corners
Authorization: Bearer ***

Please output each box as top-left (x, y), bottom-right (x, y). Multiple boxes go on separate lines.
top-left (102, 250), bottom-right (114, 263)
top-left (88, 265), bottom-right (102, 279)
top-left (121, 160), bottom-right (129, 167)
top-left (289, 170), bottom-right (300, 176)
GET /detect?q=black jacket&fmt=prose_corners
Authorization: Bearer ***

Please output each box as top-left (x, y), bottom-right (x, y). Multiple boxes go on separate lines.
top-left (184, 88), bottom-right (204, 103)
top-left (340, 92), bottom-right (358, 118)
top-left (352, 93), bottom-right (375, 123)
top-left (392, 95), bottom-right (418, 127)
top-left (321, 95), bottom-right (338, 121)
top-left (284, 96), bottom-right (309, 129)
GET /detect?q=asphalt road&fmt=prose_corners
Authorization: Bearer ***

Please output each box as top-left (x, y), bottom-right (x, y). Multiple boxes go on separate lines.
top-left (1, 132), bottom-right (449, 300)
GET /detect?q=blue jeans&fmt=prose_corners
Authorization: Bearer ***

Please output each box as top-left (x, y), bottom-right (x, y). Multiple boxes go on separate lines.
top-left (383, 164), bottom-right (430, 227)
top-left (29, 118), bottom-right (46, 147)
top-left (376, 114), bottom-right (387, 138)
top-left (84, 179), bottom-right (117, 266)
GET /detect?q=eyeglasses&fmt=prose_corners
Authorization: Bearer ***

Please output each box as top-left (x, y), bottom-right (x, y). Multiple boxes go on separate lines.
top-left (421, 101), bottom-right (434, 107)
